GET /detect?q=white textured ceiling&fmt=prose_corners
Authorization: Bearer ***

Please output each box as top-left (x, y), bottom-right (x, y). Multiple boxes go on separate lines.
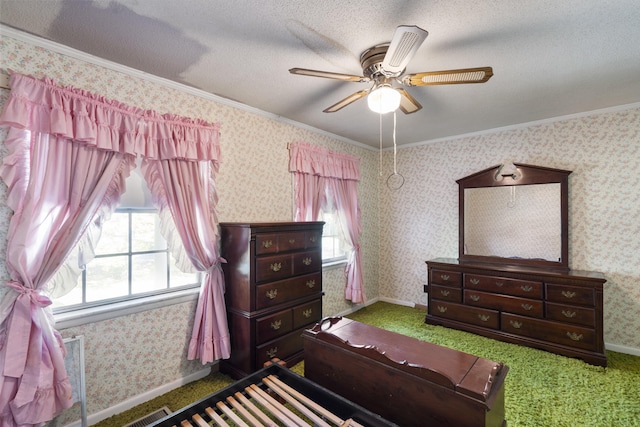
top-left (1, 0), bottom-right (640, 148)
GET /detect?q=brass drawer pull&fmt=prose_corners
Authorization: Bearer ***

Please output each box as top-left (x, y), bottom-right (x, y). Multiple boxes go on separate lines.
top-left (306, 280), bottom-right (316, 288)
top-left (270, 320), bottom-right (282, 330)
top-left (510, 320), bottom-right (523, 329)
top-left (566, 331), bottom-right (583, 341)
top-left (562, 310), bottom-right (577, 318)
top-left (437, 305), bottom-right (447, 313)
top-left (270, 262), bottom-right (282, 272)
top-left (469, 295), bottom-right (480, 302)
top-left (309, 235), bottom-right (317, 243)
top-left (521, 303), bottom-right (534, 311)
top-left (495, 281), bottom-right (504, 287)
top-left (561, 290), bottom-right (577, 299)
top-left (302, 257), bottom-right (312, 266)
top-left (262, 240), bottom-right (273, 248)
top-left (266, 347), bottom-right (278, 359)
top-left (470, 278), bottom-right (480, 285)
top-left (303, 309), bottom-right (313, 318)
top-left (521, 285), bottom-right (533, 292)
top-left (441, 274), bottom-right (450, 281)
top-left (440, 290), bottom-right (450, 297)
top-left (289, 238), bottom-right (296, 244)
top-left (478, 314), bottom-right (491, 322)
top-left (266, 289), bottom-right (278, 300)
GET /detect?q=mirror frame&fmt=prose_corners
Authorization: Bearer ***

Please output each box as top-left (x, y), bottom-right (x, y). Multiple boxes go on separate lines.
top-left (458, 163), bottom-right (572, 270)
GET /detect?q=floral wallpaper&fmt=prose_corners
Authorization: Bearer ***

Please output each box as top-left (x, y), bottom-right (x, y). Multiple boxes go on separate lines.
top-left (1, 28), bottom-right (639, 425)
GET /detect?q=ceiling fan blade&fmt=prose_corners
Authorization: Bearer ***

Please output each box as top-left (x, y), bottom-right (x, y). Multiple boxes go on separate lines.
top-left (323, 90), bottom-right (369, 113)
top-left (289, 68), bottom-right (370, 83)
top-left (396, 88), bottom-right (422, 114)
top-left (402, 66), bottom-right (494, 86)
top-left (381, 25), bottom-right (429, 74)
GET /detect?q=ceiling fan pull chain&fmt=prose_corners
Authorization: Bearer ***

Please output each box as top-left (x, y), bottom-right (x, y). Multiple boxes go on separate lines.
top-left (379, 110), bottom-right (383, 176)
top-left (393, 111), bottom-right (397, 175)
top-left (386, 110), bottom-right (405, 190)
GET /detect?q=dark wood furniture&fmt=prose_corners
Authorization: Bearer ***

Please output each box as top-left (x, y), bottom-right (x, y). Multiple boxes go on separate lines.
top-left (459, 163), bottom-right (572, 269)
top-left (148, 360), bottom-right (398, 427)
top-left (426, 258), bottom-right (607, 366)
top-left (304, 317), bottom-right (509, 427)
top-left (427, 163), bottom-right (607, 366)
top-left (219, 222), bottom-right (324, 379)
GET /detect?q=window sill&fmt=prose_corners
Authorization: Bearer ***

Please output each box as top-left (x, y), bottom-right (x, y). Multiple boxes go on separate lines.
top-left (54, 288), bottom-right (200, 330)
top-left (323, 259), bottom-right (347, 270)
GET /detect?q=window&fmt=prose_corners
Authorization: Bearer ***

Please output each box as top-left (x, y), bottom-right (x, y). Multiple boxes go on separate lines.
top-left (319, 209), bottom-right (348, 264)
top-left (52, 166), bottom-right (200, 313)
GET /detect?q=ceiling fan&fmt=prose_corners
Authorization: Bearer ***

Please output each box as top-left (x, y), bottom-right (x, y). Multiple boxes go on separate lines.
top-left (289, 25), bottom-right (493, 114)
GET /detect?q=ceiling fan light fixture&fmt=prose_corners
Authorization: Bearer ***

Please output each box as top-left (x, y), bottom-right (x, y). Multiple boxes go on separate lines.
top-left (367, 85), bottom-right (401, 114)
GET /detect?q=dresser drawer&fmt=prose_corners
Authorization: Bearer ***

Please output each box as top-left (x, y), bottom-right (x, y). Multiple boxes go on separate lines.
top-left (465, 274), bottom-right (543, 299)
top-left (256, 230), bottom-right (322, 255)
top-left (255, 233), bottom-right (282, 255)
top-left (292, 250), bottom-right (322, 276)
top-left (256, 254), bottom-right (293, 282)
top-left (464, 290), bottom-right (543, 318)
top-left (255, 327), bottom-right (306, 368)
top-left (256, 231), bottom-right (306, 254)
top-left (256, 250), bottom-right (321, 283)
top-left (546, 302), bottom-right (595, 327)
top-left (502, 313), bottom-right (596, 351)
top-left (430, 269), bottom-right (462, 287)
top-left (430, 284), bottom-right (462, 302)
top-left (546, 283), bottom-right (594, 307)
top-left (430, 301), bottom-right (499, 329)
top-left (293, 299), bottom-right (322, 329)
top-left (304, 230), bottom-right (323, 250)
top-left (255, 309), bottom-right (293, 344)
top-left (255, 273), bottom-right (321, 310)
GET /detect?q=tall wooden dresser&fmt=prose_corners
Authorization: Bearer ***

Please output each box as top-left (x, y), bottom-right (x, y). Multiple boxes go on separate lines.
top-left (425, 258), bottom-right (607, 366)
top-left (219, 222), bottom-right (324, 379)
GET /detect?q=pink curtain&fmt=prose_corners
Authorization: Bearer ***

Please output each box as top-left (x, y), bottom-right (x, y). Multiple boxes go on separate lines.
top-left (142, 158), bottom-right (230, 363)
top-left (0, 73), bottom-right (224, 425)
top-left (288, 142), bottom-right (365, 303)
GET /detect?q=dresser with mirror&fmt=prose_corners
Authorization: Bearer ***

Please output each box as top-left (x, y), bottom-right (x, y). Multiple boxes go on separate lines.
top-left (426, 163), bottom-right (607, 366)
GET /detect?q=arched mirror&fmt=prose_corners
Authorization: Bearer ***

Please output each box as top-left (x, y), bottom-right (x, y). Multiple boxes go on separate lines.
top-left (458, 163), bottom-right (572, 270)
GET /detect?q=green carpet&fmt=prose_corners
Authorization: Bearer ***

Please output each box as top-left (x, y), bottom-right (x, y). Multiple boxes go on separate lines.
top-left (95, 302), bottom-right (640, 427)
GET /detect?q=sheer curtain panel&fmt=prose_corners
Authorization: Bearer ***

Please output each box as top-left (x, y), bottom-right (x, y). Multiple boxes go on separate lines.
top-left (288, 142), bottom-right (365, 303)
top-left (0, 72), bottom-right (226, 426)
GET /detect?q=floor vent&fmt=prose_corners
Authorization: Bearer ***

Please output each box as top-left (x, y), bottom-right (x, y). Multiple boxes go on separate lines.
top-left (122, 407), bottom-right (171, 427)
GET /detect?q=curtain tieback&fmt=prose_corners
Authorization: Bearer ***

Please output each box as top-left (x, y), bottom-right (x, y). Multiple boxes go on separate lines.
top-left (208, 257), bottom-right (227, 273)
top-left (3, 281), bottom-right (53, 378)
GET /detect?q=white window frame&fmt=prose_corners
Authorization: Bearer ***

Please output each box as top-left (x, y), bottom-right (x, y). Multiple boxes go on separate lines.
top-left (53, 166), bottom-right (202, 328)
top-left (53, 209), bottom-right (201, 328)
top-left (319, 208), bottom-right (349, 268)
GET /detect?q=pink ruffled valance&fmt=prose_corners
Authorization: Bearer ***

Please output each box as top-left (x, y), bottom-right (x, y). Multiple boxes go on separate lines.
top-left (0, 72), bottom-right (221, 161)
top-left (289, 141), bottom-right (360, 181)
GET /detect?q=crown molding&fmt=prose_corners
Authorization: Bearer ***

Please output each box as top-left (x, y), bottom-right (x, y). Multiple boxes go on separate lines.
top-left (0, 25), bottom-right (372, 150)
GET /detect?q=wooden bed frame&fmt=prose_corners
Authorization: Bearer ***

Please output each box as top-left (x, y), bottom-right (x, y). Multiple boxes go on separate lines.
top-left (148, 360), bottom-right (399, 427)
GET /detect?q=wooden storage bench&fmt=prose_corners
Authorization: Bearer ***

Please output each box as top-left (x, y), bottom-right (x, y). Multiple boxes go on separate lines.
top-left (303, 317), bottom-right (509, 427)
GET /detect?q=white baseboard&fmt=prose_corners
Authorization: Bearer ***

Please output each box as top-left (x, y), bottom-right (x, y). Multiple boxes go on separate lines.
top-left (605, 342), bottom-right (640, 357)
top-left (378, 297), bottom-right (415, 307)
top-left (333, 297), bottom-right (419, 318)
top-left (66, 365), bottom-right (214, 427)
